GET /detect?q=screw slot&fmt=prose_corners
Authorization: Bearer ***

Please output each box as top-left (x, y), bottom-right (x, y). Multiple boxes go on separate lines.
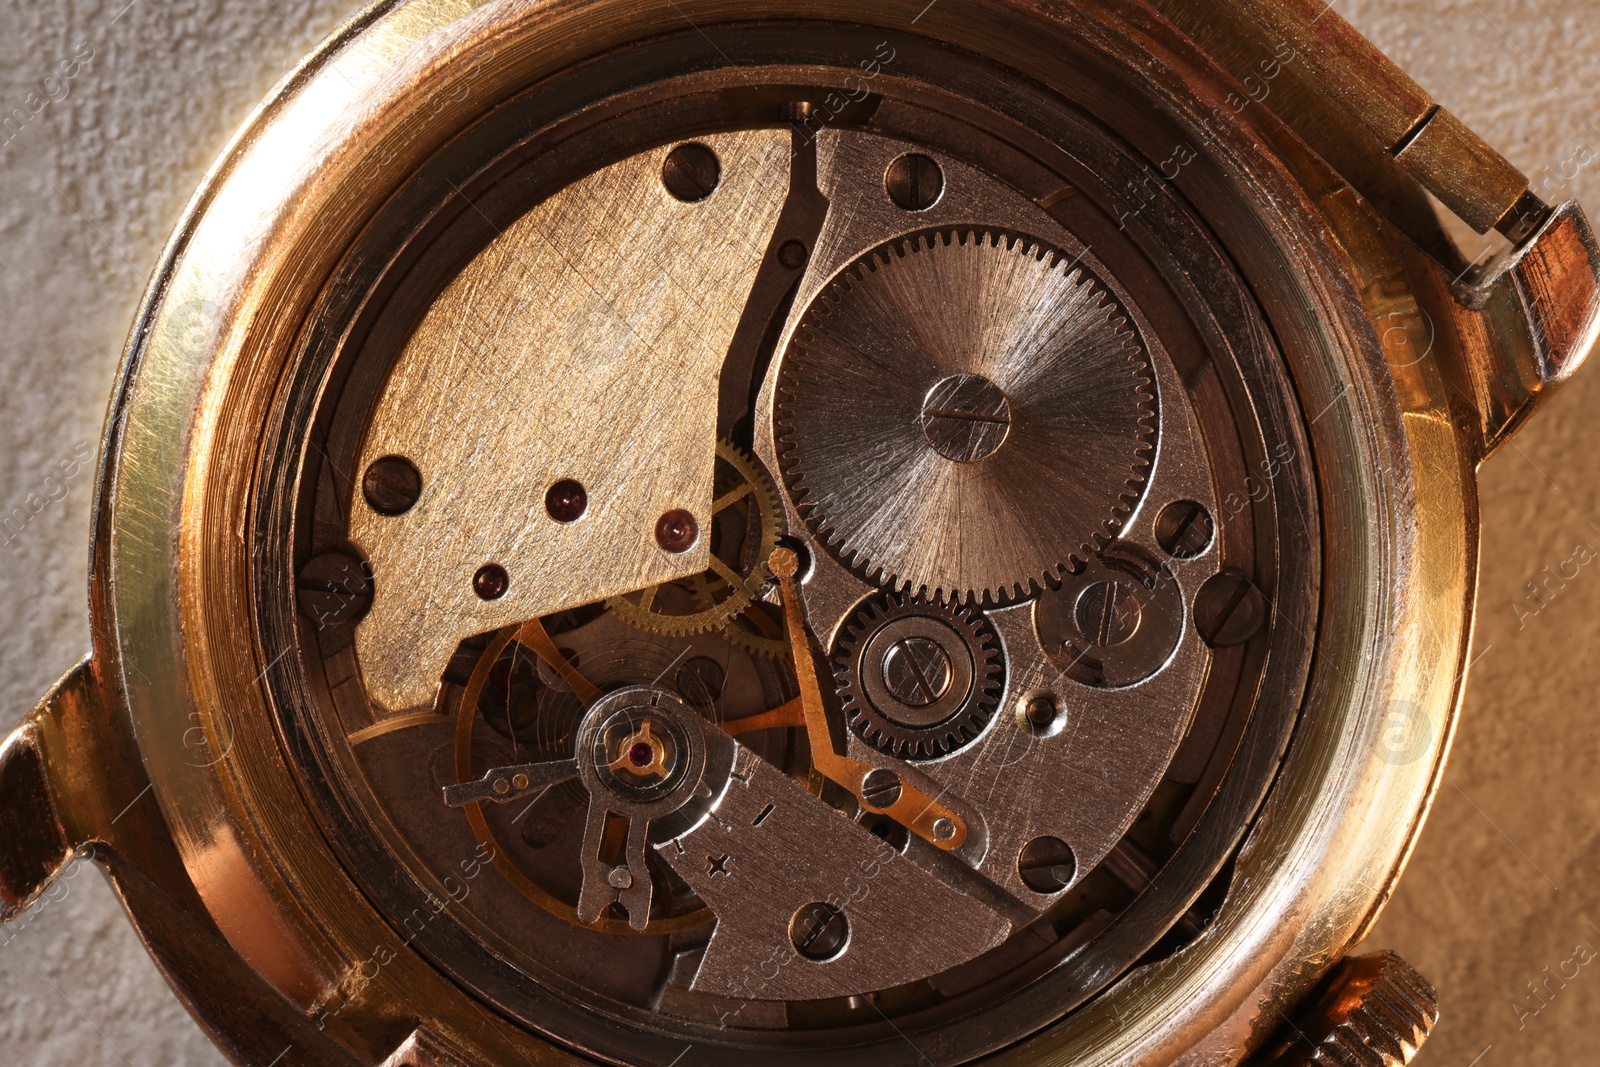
top-left (885, 153), bottom-right (945, 212)
top-left (860, 768), bottom-right (903, 810)
top-left (1155, 500), bottom-right (1215, 560)
top-left (790, 901), bottom-right (850, 962)
top-left (1018, 836), bottom-right (1077, 893)
top-left (662, 143), bottom-right (722, 203)
top-left (920, 374), bottom-right (1012, 463)
top-left (1073, 580), bottom-right (1144, 647)
top-left (1193, 571), bottom-right (1268, 647)
top-left (362, 456), bottom-right (423, 516)
top-left (296, 551), bottom-right (374, 625)
top-left (473, 564), bottom-right (510, 601)
top-left (880, 636), bottom-right (954, 709)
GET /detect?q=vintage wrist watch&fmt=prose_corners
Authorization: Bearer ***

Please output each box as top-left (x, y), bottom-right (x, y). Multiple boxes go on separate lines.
top-left (2, 1), bottom-right (1594, 1065)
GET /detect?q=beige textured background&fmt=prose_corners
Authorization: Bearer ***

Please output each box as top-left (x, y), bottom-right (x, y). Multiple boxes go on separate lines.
top-left (0, 1), bottom-right (1593, 1064)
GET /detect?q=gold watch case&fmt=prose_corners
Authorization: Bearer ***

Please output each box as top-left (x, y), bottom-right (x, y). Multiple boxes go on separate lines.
top-left (1, 2), bottom-right (1596, 1066)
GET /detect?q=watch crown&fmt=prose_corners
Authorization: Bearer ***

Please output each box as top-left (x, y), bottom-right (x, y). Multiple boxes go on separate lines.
top-left (1269, 951), bottom-right (1439, 1066)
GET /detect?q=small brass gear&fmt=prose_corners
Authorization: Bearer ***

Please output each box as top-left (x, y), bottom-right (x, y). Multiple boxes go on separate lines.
top-left (608, 441), bottom-right (784, 637)
top-left (718, 595), bottom-right (792, 661)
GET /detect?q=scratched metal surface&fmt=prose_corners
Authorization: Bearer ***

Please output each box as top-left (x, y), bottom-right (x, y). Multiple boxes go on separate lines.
top-left (350, 129), bottom-right (789, 713)
top-left (0, 1), bottom-right (1593, 1064)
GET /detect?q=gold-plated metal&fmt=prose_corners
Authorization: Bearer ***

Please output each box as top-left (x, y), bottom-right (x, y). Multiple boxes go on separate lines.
top-left (379, 1028), bottom-right (473, 1067)
top-left (1393, 107), bottom-right (1532, 234)
top-left (1149, 0), bottom-right (1530, 237)
top-left (351, 130), bottom-right (792, 712)
top-left (1398, 201), bottom-right (1600, 460)
top-left (0, 663), bottom-right (85, 919)
top-left (769, 547), bottom-right (968, 850)
top-left (1256, 952), bottom-right (1439, 1066)
top-left (1182, 0), bottom-right (1435, 150)
top-left (605, 440), bottom-right (784, 637)
top-left (1, 1), bottom-right (1593, 1065)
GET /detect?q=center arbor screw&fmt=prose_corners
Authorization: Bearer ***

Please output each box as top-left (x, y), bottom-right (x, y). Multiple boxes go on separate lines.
top-left (920, 373), bottom-right (1013, 463)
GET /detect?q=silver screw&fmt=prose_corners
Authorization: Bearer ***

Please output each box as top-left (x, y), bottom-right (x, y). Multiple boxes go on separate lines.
top-left (920, 374), bottom-right (1013, 463)
top-left (1074, 580), bottom-right (1143, 647)
top-left (607, 866), bottom-right (634, 890)
top-left (881, 636), bottom-right (954, 708)
top-left (860, 768), bottom-right (904, 810)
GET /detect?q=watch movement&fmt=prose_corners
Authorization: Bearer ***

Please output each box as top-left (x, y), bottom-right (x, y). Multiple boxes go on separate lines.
top-left (2, 2), bottom-right (1596, 1066)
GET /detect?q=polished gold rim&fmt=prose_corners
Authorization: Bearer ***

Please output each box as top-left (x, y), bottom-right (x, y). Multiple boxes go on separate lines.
top-left (86, 1), bottom-right (1485, 1064)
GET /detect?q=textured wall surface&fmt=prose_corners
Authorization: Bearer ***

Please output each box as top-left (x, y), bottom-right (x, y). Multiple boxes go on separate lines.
top-left (0, 1), bottom-right (1594, 1064)
top-left (0, 4), bottom-right (372, 1066)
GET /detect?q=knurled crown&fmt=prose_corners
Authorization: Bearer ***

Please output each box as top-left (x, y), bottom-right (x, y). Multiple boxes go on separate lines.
top-left (1269, 952), bottom-right (1440, 1067)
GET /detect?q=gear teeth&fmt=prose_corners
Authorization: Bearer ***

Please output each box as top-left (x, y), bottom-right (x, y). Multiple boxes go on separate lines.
top-left (833, 593), bottom-right (1005, 762)
top-left (608, 440), bottom-right (785, 638)
top-left (774, 226), bottom-right (1157, 606)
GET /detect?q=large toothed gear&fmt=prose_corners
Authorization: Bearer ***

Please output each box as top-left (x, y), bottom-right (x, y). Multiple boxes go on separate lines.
top-left (775, 229), bottom-right (1157, 605)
